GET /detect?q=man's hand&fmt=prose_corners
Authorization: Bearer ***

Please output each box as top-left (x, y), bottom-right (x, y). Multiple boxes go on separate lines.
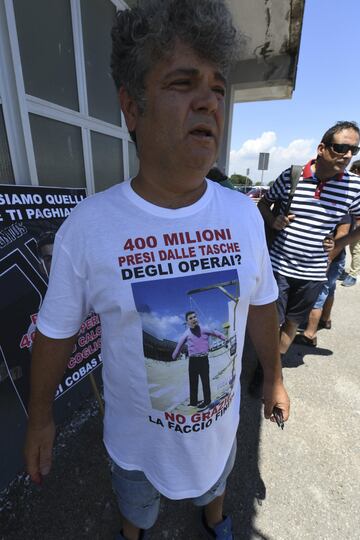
top-left (246, 302), bottom-right (290, 424)
top-left (263, 379), bottom-right (290, 423)
top-left (272, 213), bottom-right (295, 231)
top-left (323, 234), bottom-right (335, 253)
top-left (24, 419), bottom-right (56, 485)
top-left (24, 331), bottom-right (78, 485)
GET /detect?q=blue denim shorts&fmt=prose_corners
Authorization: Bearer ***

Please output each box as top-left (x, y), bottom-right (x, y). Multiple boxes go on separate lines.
top-left (110, 438), bottom-right (237, 530)
top-left (313, 256), bottom-right (345, 309)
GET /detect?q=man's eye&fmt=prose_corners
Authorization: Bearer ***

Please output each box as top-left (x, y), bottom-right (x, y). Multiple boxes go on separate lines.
top-left (172, 80), bottom-right (191, 87)
top-left (214, 87), bottom-right (225, 97)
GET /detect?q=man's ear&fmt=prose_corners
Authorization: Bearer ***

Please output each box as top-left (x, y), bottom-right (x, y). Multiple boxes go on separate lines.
top-left (317, 142), bottom-right (326, 158)
top-left (119, 86), bottom-right (138, 133)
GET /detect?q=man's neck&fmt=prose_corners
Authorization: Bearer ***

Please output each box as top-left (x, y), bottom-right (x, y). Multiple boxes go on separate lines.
top-left (190, 325), bottom-right (201, 337)
top-left (131, 168), bottom-right (207, 208)
top-left (313, 160), bottom-right (340, 181)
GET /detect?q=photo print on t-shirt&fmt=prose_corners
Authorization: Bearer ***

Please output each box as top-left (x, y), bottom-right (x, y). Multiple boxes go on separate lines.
top-left (133, 269), bottom-right (239, 416)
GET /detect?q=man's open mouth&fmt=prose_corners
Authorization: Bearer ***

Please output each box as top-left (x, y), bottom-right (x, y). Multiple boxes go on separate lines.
top-left (190, 127), bottom-right (214, 138)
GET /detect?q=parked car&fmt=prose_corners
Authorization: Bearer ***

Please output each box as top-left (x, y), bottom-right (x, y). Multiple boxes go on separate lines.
top-left (234, 185), bottom-right (253, 194)
top-left (246, 187), bottom-right (269, 201)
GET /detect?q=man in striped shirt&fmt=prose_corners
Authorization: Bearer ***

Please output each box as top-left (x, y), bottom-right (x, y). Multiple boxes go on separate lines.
top-left (258, 121), bottom-right (360, 357)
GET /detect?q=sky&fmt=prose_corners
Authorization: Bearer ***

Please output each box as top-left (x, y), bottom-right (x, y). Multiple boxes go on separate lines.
top-left (229, 0), bottom-right (360, 185)
top-left (133, 269), bottom-right (238, 341)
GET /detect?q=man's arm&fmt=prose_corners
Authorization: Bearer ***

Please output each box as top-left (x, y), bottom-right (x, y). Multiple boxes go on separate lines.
top-left (247, 302), bottom-right (290, 422)
top-left (172, 333), bottom-right (187, 360)
top-left (207, 329), bottom-right (226, 341)
top-left (24, 329), bottom-right (78, 484)
top-left (328, 222), bottom-right (351, 262)
top-left (257, 196), bottom-right (295, 231)
top-left (334, 224), bottom-right (360, 251)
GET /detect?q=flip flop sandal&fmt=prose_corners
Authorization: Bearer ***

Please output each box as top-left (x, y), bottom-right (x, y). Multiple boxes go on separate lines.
top-left (294, 334), bottom-right (317, 347)
top-left (318, 319), bottom-right (331, 330)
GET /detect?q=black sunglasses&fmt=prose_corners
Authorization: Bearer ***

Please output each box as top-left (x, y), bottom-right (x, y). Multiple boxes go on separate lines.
top-left (327, 143), bottom-right (360, 156)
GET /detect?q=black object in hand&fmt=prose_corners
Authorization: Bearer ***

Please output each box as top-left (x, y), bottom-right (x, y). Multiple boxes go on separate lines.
top-left (273, 407), bottom-right (284, 429)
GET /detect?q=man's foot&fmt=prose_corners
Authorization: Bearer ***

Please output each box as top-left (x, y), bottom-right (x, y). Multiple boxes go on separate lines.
top-left (294, 334), bottom-right (317, 347)
top-left (341, 275), bottom-right (357, 287)
top-left (199, 512), bottom-right (233, 539)
top-left (198, 400), bottom-right (211, 409)
top-left (318, 319), bottom-right (331, 330)
top-left (338, 270), bottom-right (348, 281)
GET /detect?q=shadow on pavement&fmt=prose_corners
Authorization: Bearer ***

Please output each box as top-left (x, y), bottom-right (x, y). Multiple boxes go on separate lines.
top-left (282, 344), bottom-right (333, 369)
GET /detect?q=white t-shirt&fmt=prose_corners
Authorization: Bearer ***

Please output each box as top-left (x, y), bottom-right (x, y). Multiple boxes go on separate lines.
top-left (37, 179), bottom-right (277, 499)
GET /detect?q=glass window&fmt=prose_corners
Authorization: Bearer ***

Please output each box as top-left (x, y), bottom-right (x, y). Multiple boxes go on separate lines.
top-left (14, 0), bottom-right (79, 110)
top-left (128, 142), bottom-right (139, 178)
top-left (91, 131), bottom-right (123, 192)
top-left (0, 106), bottom-right (15, 184)
top-left (81, 0), bottom-right (121, 126)
top-left (29, 114), bottom-right (85, 188)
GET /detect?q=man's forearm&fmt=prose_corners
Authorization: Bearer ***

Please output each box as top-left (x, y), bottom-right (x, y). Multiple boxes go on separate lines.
top-left (172, 337), bottom-right (185, 360)
top-left (246, 302), bottom-right (282, 380)
top-left (328, 223), bottom-right (351, 261)
top-left (335, 227), bottom-right (360, 251)
top-left (25, 330), bottom-right (79, 483)
top-left (247, 302), bottom-right (290, 421)
top-left (28, 330), bottom-right (78, 426)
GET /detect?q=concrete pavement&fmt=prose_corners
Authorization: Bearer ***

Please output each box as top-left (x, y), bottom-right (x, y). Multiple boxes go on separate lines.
top-left (249, 277), bottom-right (360, 540)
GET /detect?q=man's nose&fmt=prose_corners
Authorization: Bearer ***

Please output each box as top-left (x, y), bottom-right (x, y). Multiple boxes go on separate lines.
top-left (192, 85), bottom-right (219, 113)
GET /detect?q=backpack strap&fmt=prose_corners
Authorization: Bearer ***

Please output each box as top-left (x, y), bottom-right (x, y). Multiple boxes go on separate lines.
top-left (283, 164), bottom-right (303, 215)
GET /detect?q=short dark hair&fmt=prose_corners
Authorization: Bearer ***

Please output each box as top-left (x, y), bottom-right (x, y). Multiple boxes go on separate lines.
top-left (321, 121), bottom-right (360, 146)
top-left (111, 0), bottom-right (238, 110)
top-left (185, 311), bottom-right (196, 321)
top-left (350, 160), bottom-right (360, 174)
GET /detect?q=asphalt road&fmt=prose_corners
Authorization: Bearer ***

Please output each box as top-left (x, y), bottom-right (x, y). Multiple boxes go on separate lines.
top-left (1, 275), bottom-right (359, 540)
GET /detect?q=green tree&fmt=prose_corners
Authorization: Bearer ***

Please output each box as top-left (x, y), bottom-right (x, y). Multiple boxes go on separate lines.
top-left (230, 174), bottom-right (252, 186)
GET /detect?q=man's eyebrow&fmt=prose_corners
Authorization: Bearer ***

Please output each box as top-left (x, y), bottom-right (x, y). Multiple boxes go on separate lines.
top-left (162, 68), bottom-right (226, 85)
top-left (214, 71), bottom-right (227, 85)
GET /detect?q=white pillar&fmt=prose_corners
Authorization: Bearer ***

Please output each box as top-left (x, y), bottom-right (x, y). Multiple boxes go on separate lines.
top-left (217, 84), bottom-right (234, 175)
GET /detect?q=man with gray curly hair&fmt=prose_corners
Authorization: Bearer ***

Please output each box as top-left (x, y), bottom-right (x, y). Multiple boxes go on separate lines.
top-left (25, 2), bottom-right (289, 539)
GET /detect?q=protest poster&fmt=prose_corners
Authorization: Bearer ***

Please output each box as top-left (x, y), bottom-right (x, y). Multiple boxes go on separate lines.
top-left (0, 185), bottom-right (102, 416)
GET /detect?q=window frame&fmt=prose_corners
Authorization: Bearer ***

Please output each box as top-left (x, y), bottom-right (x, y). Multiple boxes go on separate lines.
top-left (0, 0), bottom-right (132, 192)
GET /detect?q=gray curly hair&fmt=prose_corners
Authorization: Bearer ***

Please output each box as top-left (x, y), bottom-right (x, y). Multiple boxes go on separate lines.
top-left (111, 0), bottom-right (238, 113)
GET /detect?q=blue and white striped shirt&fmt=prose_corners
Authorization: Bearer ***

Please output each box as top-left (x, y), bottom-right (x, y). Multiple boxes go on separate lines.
top-left (265, 160), bottom-right (360, 280)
